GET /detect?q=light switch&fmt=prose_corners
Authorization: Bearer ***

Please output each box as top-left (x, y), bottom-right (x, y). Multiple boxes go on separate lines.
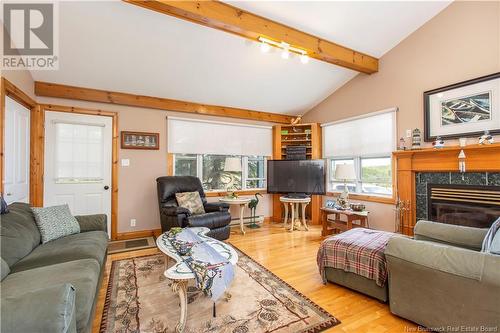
top-left (406, 129), bottom-right (412, 138)
top-left (121, 159), bottom-right (130, 167)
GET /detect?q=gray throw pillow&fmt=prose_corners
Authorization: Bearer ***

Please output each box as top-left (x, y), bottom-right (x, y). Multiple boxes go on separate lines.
top-left (482, 217), bottom-right (500, 255)
top-left (1, 257), bottom-right (10, 281)
top-left (175, 191), bottom-right (205, 215)
top-left (31, 204), bottom-right (80, 243)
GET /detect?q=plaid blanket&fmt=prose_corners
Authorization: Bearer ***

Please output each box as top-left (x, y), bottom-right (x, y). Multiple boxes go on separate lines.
top-left (317, 228), bottom-right (394, 287)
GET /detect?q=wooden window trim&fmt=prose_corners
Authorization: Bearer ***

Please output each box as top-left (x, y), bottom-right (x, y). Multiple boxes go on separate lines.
top-left (325, 191), bottom-right (396, 205)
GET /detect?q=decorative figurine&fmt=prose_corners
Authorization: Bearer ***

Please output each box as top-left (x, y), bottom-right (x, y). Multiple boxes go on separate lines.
top-left (411, 128), bottom-right (422, 149)
top-left (247, 193), bottom-right (263, 229)
top-left (432, 136), bottom-right (445, 149)
top-left (398, 137), bottom-right (406, 150)
top-left (458, 149), bottom-right (466, 173)
top-left (479, 130), bottom-right (494, 145)
top-left (290, 115), bottom-right (302, 125)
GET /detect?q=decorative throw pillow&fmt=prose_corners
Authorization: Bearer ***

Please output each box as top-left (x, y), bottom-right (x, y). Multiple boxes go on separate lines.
top-left (175, 191), bottom-right (205, 215)
top-left (31, 204), bottom-right (80, 243)
top-left (1, 196), bottom-right (9, 214)
top-left (481, 217), bottom-right (500, 254)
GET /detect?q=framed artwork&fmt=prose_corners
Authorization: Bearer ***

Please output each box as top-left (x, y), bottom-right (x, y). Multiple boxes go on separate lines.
top-left (424, 72), bottom-right (500, 141)
top-left (121, 131), bottom-right (159, 150)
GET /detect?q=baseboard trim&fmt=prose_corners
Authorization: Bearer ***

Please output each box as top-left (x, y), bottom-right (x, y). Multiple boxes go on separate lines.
top-left (115, 217), bottom-right (273, 240)
top-left (115, 229), bottom-right (162, 240)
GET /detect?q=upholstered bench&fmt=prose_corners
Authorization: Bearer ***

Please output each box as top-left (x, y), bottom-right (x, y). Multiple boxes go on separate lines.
top-left (317, 228), bottom-right (395, 302)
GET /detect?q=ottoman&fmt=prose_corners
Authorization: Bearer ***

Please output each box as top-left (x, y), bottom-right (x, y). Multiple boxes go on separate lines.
top-left (317, 228), bottom-right (394, 302)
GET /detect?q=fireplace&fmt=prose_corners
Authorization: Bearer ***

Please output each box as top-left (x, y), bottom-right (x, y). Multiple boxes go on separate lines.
top-left (427, 184), bottom-right (500, 228)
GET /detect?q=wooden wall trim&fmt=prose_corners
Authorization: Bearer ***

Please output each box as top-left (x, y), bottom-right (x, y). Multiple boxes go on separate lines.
top-left (38, 104), bottom-right (120, 240)
top-left (115, 228), bottom-right (162, 240)
top-left (123, 0), bottom-right (379, 74)
top-left (35, 81), bottom-right (294, 124)
top-left (0, 78), bottom-right (37, 196)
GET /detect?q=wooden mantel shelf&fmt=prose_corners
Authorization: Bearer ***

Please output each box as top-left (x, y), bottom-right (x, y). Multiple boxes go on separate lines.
top-left (393, 143), bottom-right (500, 236)
top-left (393, 143), bottom-right (500, 173)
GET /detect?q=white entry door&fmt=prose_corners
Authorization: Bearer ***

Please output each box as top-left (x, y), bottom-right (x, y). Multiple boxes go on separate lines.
top-left (44, 111), bottom-right (112, 236)
top-left (4, 97), bottom-right (30, 204)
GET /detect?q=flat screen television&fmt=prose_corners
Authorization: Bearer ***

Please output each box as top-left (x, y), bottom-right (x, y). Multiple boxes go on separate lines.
top-left (267, 160), bottom-right (326, 196)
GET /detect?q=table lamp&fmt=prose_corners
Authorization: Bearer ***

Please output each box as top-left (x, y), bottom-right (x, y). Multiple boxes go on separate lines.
top-left (335, 164), bottom-right (356, 209)
top-left (224, 157), bottom-right (242, 197)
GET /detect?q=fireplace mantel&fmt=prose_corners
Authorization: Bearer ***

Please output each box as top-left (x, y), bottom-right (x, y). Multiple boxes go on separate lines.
top-left (393, 143), bottom-right (500, 235)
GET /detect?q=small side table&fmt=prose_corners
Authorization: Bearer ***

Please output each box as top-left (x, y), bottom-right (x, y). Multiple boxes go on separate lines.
top-left (320, 207), bottom-right (369, 236)
top-left (279, 196), bottom-right (311, 232)
top-left (219, 197), bottom-right (251, 235)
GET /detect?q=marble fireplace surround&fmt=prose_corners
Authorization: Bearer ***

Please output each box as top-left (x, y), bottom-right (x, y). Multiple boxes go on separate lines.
top-left (393, 144), bottom-right (500, 235)
top-left (415, 172), bottom-right (500, 222)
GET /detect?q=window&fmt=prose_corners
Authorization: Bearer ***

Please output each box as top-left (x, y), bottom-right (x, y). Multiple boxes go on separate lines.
top-left (323, 109), bottom-right (396, 197)
top-left (245, 156), bottom-right (266, 189)
top-left (330, 157), bottom-right (392, 195)
top-left (174, 154), bottom-right (197, 177)
top-left (173, 154), bottom-right (266, 191)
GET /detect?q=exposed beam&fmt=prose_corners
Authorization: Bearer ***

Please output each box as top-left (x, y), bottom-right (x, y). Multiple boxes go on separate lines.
top-left (123, 0), bottom-right (379, 74)
top-left (34, 81), bottom-right (294, 124)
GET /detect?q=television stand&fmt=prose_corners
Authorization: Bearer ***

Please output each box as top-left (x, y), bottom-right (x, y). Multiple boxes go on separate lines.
top-left (285, 193), bottom-right (309, 199)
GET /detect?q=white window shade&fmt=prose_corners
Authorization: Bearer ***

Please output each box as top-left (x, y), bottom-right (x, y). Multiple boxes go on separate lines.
top-left (168, 117), bottom-right (272, 156)
top-left (322, 109), bottom-right (397, 158)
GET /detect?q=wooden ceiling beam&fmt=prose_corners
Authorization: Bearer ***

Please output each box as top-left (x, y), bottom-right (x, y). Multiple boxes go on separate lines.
top-left (123, 0), bottom-right (379, 74)
top-left (34, 81), bottom-right (294, 124)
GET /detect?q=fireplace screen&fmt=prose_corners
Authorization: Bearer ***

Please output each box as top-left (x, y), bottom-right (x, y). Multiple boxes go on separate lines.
top-left (428, 184), bottom-right (500, 228)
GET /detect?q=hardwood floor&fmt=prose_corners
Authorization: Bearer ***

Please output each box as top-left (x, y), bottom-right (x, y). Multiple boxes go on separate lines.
top-left (93, 223), bottom-right (416, 333)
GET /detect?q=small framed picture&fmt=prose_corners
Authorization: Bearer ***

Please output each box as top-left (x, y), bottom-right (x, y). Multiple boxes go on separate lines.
top-left (424, 72), bottom-right (500, 141)
top-left (121, 131), bottom-right (159, 150)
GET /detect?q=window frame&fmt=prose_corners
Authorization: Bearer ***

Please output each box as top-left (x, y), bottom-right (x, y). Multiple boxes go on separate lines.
top-left (329, 154), bottom-right (393, 197)
top-left (172, 154), bottom-right (267, 192)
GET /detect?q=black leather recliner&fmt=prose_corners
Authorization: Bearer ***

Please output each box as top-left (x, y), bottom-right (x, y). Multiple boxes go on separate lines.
top-left (156, 176), bottom-right (231, 241)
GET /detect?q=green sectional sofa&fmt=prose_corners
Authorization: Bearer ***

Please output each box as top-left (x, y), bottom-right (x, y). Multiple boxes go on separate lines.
top-left (385, 220), bottom-right (500, 331)
top-left (1, 202), bottom-right (108, 333)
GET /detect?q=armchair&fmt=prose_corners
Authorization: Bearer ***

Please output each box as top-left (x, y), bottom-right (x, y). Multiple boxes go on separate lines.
top-left (156, 176), bottom-right (231, 240)
top-left (385, 220), bottom-right (500, 330)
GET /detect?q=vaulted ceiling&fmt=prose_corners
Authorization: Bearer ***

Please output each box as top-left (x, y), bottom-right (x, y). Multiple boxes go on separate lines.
top-left (30, 1), bottom-right (451, 115)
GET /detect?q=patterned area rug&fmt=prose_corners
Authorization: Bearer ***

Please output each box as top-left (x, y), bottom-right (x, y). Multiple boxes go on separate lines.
top-left (100, 248), bottom-right (339, 333)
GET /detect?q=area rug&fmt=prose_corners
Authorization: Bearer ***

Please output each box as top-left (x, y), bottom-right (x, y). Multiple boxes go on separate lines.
top-left (100, 248), bottom-right (340, 333)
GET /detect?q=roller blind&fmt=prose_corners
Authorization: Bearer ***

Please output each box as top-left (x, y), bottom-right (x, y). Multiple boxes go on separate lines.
top-left (322, 108), bottom-right (397, 158)
top-left (168, 117), bottom-right (272, 156)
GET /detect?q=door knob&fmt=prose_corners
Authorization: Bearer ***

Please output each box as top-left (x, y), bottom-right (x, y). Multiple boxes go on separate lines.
top-left (104, 186), bottom-right (110, 190)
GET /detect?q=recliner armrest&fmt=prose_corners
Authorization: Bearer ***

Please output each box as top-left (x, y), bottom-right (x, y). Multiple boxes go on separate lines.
top-left (1, 283), bottom-right (77, 333)
top-left (160, 205), bottom-right (191, 217)
top-left (204, 202), bottom-right (229, 213)
top-left (75, 214), bottom-right (107, 233)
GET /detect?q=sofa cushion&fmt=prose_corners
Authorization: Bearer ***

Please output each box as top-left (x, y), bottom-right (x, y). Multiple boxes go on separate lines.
top-left (11, 231), bottom-right (108, 273)
top-left (1, 258), bottom-right (10, 281)
top-left (0, 202), bottom-right (41, 267)
top-left (414, 220), bottom-right (488, 251)
top-left (1, 283), bottom-right (76, 333)
top-left (32, 204), bottom-right (80, 243)
top-left (2, 259), bottom-right (100, 333)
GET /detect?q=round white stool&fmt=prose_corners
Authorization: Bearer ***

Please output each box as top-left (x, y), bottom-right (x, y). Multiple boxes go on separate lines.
top-left (279, 196), bottom-right (311, 232)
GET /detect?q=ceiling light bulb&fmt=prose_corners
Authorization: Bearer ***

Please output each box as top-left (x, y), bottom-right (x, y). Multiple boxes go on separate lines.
top-left (300, 54), bottom-right (309, 64)
top-left (260, 41), bottom-right (271, 53)
top-left (281, 49), bottom-right (290, 59)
